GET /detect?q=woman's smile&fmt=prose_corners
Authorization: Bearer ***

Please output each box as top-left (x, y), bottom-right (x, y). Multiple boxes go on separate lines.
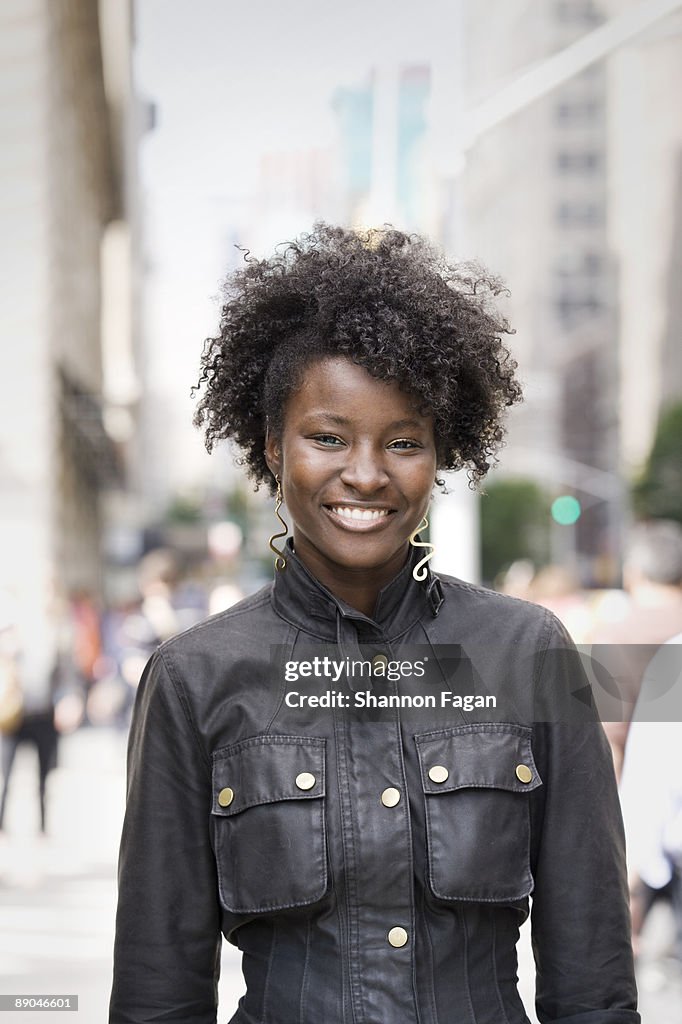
top-left (265, 356), bottom-right (437, 613)
top-left (322, 504), bottom-right (396, 530)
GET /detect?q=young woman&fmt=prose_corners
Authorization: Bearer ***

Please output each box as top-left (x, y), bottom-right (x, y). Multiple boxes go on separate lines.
top-left (109, 225), bottom-right (639, 1023)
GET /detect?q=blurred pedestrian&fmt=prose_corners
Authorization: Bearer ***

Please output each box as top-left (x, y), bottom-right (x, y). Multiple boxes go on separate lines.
top-left (528, 563), bottom-right (594, 643)
top-left (69, 587), bottom-right (103, 691)
top-left (86, 551), bottom-right (209, 731)
top-left (0, 591), bottom-right (68, 836)
top-left (591, 520), bottom-right (682, 778)
top-left (619, 633), bottom-right (682, 965)
top-left (495, 557), bottom-right (535, 599)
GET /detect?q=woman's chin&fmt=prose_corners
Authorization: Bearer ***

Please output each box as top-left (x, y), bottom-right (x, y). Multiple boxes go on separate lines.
top-left (318, 539), bottom-right (409, 576)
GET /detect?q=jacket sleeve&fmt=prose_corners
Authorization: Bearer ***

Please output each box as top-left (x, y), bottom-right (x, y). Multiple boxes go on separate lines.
top-left (529, 613), bottom-right (640, 1024)
top-left (109, 649), bottom-right (222, 1024)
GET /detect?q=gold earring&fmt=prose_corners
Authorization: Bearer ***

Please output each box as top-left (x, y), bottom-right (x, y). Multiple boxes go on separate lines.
top-left (408, 512), bottom-right (435, 582)
top-left (268, 474), bottom-right (288, 571)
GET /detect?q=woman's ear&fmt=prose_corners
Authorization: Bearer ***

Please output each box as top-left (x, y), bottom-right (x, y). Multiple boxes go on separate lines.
top-left (264, 430), bottom-right (282, 479)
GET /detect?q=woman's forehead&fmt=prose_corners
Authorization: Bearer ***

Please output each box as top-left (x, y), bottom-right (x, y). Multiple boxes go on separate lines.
top-left (285, 356), bottom-right (430, 425)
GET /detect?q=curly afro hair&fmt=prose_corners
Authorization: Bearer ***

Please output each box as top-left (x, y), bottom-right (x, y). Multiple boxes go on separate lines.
top-left (193, 223), bottom-right (522, 496)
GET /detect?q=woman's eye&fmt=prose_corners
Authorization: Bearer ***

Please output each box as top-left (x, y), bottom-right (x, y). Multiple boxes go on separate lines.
top-left (312, 434), bottom-right (344, 446)
top-left (388, 438), bottom-right (422, 450)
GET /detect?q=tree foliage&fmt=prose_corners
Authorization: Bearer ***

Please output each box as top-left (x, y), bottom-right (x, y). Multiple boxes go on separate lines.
top-left (632, 401), bottom-right (682, 524)
top-left (480, 478), bottom-right (551, 584)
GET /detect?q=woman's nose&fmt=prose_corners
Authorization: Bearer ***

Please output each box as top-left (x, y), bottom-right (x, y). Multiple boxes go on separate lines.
top-left (338, 444), bottom-right (390, 492)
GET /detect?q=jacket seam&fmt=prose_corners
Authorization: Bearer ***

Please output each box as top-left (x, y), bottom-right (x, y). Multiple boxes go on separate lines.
top-left (529, 609), bottom-right (557, 872)
top-left (261, 916), bottom-right (277, 1024)
top-left (333, 712), bottom-right (365, 1023)
top-left (388, 618), bottom-right (428, 643)
top-left (491, 914), bottom-right (511, 1024)
top-left (299, 916), bottom-right (312, 1023)
top-left (531, 608), bottom-right (555, 698)
top-left (264, 625), bottom-right (300, 732)
top-left (157, 648), bottom-right (212, 773)
top-left (413, 621), bottom-right (469, 726)
top-left (212, 733), bottom-right (326, 759)
top-left (270, 593), bottom-right (336, 639)
top-left (381, 636), bottom-right (421, 1023)
top-left (391, 710), bottom-right (421, 1024)
top-left (270, 587), bottom-right (431, 643)
top-left (415, 722), bottom-right (532, 741)
top-left (327, 817), bottom-right (350, 1022)
top-left (437, 575), bottom-right (543, 613)
top-left (420, 885), bottom-right (439, 1024)
top-left (459, 904), bottom-right (476, 1024)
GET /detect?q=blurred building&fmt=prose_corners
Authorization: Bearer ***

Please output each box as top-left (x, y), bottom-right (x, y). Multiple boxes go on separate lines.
top-left (457, 0), bottom-right (618, 581)
top-left (604, 1), bottom-right (682, 469)
top-left (127, 0), bottom-right (681, 588)
top-left (333, 64), bottom-right (432, 230)
top-left (453, 0), bottom-right (682, 584)
top-left (0, 0), bottom-right (140, 653)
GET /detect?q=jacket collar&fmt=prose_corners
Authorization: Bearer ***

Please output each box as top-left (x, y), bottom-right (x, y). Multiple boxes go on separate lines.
top-left (271, 536), bottom-right (444, 641)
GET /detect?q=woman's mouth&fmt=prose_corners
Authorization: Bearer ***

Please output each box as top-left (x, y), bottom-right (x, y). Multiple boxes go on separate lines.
top-left (323, 505), bottom-right (396, 531)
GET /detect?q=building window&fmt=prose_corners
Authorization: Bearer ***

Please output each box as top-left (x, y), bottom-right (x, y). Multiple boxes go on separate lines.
top-left (555, 250), bottom-right (603, 276)
top-left (556, 150), bottom-right (601, 173)
top-left (556, 293), bottom-right (602, 325)
top-left (583, 252), bottom-right (603, 274)
top-left (556, 201), bottom-right (602, 226)
top-left (555, 99), bottom-right (601, 124)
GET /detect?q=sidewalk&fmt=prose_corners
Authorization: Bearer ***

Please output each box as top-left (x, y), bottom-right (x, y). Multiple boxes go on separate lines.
top-left (0, 727), bottom-right (245, 1023)
top-left (0, 726), bottom-right (679, 1022)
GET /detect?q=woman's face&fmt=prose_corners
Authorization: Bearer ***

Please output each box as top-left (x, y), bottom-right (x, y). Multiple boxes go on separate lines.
top-left (265, 356), bottom-right (437, 595)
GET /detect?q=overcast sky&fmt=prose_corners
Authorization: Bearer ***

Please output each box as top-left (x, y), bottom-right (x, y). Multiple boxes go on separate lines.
top-left (135, 0), bottom-right (457, 200)
top-left (133, 0), bottom-right (462, 492)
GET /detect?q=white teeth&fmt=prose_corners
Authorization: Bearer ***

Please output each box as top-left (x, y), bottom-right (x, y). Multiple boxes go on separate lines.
top-left (330, 506), bottom-right (390, 522)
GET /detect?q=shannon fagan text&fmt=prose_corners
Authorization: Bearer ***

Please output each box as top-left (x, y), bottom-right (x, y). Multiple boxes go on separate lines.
top-left (284, 691), bottom-right (497, 710)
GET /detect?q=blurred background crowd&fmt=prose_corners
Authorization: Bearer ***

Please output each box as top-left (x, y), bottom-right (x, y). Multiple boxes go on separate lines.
top-left (1, 0), bottom-right (681, 1020)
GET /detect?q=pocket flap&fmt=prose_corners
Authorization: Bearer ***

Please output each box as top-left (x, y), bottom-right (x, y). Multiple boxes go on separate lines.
top-left (415, 723), bottom-right (541, 794)
top-left (211, 734), bottom-right (326, 817)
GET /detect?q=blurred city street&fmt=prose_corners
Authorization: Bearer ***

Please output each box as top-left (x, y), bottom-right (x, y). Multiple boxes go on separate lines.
top-left (0, 727), bottom-right (248, 1022)
top-left (0, 725), bottom-right (680, 1023)
top-left (2, 1), bottom-right (682, 1021)
top-left (0, 728), bottom-right (127, 1022)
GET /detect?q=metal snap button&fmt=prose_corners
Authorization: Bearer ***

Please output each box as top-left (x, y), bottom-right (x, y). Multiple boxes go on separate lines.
top-left (428, 765), bottom-right (449, 784)
top-left (381, 787), bottom-right (401, 808)
top-left (218, 787), bottom-right (234, 807)
top-left (515, 764), bottom-right (532, 784)
top-left (372, 654), bottom-right (389, 673)
top-left (388, 926), bottom-right (409, 948)
top-left (295, 772), bottom-right (316, 791)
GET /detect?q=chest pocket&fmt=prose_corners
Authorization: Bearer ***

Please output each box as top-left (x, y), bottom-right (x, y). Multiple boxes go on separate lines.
top-left (211, 735), bottom-right (327, 914)
top-left (415, 723), bottom-right (542, 903)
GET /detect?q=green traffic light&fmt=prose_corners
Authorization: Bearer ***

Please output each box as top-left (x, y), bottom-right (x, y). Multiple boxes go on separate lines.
top-left (551, 495), bottom-right (581, 525)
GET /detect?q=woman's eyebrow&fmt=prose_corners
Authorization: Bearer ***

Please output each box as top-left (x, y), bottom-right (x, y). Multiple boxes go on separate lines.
top-left (387, 418), bottom-right (426, 430)
top-left (301, 412), bottom-right (349, 426)
top-left (301, 412), bottom-right (426, 430)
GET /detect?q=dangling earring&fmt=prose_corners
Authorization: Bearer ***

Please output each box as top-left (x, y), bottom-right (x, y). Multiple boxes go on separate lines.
top-left (268, 474), bottom-right (289, 571)
top-left (408, 511), bottom-right (435, 582)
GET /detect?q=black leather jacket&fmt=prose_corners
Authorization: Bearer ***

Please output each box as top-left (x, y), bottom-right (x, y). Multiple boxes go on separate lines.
top-left (109, 539), bottom-right (639, 1024)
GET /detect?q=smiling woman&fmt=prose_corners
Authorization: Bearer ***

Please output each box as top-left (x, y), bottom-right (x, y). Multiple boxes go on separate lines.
top-left (109, 224), bottom-right (640, 1024)
top-left (264, 357), bottom-right (438, 615)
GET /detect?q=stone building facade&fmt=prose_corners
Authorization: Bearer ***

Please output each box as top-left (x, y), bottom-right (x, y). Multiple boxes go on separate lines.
top-left (0, 0), bottom-right (132, 681)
